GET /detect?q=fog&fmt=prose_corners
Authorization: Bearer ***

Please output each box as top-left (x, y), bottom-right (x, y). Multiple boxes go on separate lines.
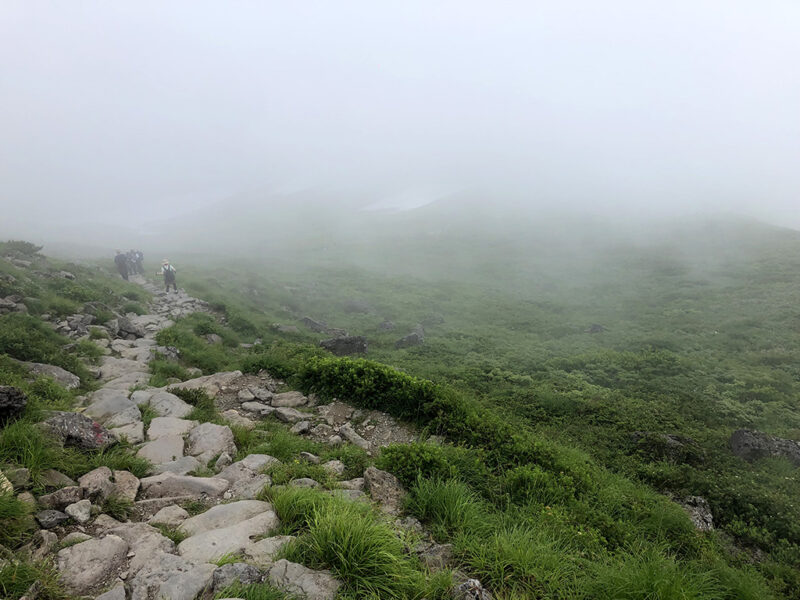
top-left (2, 1), bottom-right (799, 248)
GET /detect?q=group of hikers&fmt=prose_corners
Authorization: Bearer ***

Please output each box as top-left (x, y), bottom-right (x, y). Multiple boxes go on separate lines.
top-left (114, 250), bottom-right (178, 292)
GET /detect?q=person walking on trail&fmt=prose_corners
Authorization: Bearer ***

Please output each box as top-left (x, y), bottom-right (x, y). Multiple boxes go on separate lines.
top-left (134, 250), bottom-right (145, 274)
top-left (114, 250), bottom-right (129, 281)
top-left (158, 259), bottom-right (178, 292)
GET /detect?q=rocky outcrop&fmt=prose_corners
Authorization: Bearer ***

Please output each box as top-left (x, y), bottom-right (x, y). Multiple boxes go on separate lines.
top-left (677, 496), bottom-right (714, 531)
top-left (363, 466), bottom-right (406, 514)
top-left (186, 423), bottom-right (236, 465)
top-left (730, 429), bottom-right (800, 466)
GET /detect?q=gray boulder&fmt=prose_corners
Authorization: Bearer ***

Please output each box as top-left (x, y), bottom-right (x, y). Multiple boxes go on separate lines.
top-left (41, 411), bottom-right (113, 450)
top-left (180, 500), bottom-right (271, 536)
top-left (186, 422), bottom-right (237, 465)
top-left (272, 391), bottom-right (308, 408)
top-left (78, 466), bottom-right (114, 501)
top-left (39, 485), bottom-right (83, 510)
top-left (36, 509), bottom-right (69, 528)
top-left (148, 391), bottom-right (194, 419)
top-left (395, 331), bottom-right (424, 349)
top-left (149, 504), bottom-right (190, 527)
top-left (178, 510), bottom-right (280, 563)
top-left (301, 316), bottom-right (328, 333)
top-left (65, 499), bottom-right (92, 524)
top-left (57, 535), bottom-right (128, 594)
top-left (18, 361), bottom-right (81, 389)
top-left (730, 429), bottom-right (800, 466)
top-left (137, 434), bottom-right (185, 464)
top-left (320, 335), bottom-right (367, 356)
top-left (116, 315), bottom-right (145, 338)
top-left (128, 552), bottom-right (216, 600)
top-left (268, 559), bottom-right (341, 600)
top-left (139, 472), bottom-right (230, 499)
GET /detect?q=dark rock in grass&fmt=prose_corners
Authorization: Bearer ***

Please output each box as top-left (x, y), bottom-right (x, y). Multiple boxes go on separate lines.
top-left (0, 385), bottom-right (27, 422)
top-left (585, 323), bottom-right (607, 333)
top-left (378, 320), bottom-right (395, 331)
top-left (41, 411), bottom-right (114, 450)
top-left (320, 335), bottom-right (367, 356)
top-left (395, 331), bottom-right (424, 349)
top-left (301, 316), bottom-right (328, 333)
top-left (453, 578), bottom-right (493, 600)
top-left (629, 431), bottom-right (704, 465)
top-left (36, 509), bottom-right (69, 529)
top-left (363, 466), bottom-right (405, 514)
top-left (6, 466), bottom-right (31, 488)
top-left (343, 299), bottom-right (371, 314)
top-left (212, 562), bottom-right (262, 592)
top-left (729, 429), bottom-right (800, 466)
top-left (677, 495), bottom-right (714, 531)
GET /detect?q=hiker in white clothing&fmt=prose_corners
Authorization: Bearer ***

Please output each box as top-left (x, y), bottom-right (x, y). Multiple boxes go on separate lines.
top-left (158, 259), bottom-right (178, 292)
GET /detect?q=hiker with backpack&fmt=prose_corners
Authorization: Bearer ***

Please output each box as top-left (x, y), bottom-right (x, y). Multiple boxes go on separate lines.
top-left (158, 259), bottom-right (178, 292)
top-left (114, 250), bottom-right (129, 280)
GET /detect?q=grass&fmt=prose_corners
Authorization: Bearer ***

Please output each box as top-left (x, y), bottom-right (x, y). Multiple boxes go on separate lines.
top-left (101, 496), bottom-right (134, 521)
top-left (168, 387), bottom-right (222, 423)
top-left (213, 582), bottom-right (296, 600)
top-left (153, 524), bottom-right (189, 544)
top-left (0, 492), bottom-right (34, 548)
top-left (0, 559), bottom-right (71, 600)
top-left (266, 460), bottom-right (334, 488)
top-left (274, 487), bottom-right (430, 599)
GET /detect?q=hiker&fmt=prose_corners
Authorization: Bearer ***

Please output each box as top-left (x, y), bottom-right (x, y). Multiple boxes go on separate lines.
top-left (158, 259), bottom-right (178, 292)
top-left (134, 249), bottom-right (145, 274)
top-left (114, 250), bottom-right (128, 280)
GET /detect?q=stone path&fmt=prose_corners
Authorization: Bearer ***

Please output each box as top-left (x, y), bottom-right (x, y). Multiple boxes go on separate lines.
top-left (14, 276), bottom-right (482, 600)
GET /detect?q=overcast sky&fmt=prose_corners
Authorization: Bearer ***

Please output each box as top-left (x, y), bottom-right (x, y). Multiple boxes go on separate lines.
top-left (1, 1), bottom-right (799, 230)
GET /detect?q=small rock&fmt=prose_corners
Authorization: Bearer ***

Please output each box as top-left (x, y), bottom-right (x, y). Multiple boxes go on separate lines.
top-left (215, 452), bottom-right (233, 469)
top-left (65, 499), bottom-right (92, 524)
top-left (453, 578), bottom-right (493, 600)
top-left (241, 401), bottom-right (275, 416)
top-left (678, 495), bottom-right (714, 531)
top-left (274, 407), bottom-right (305, 423)
top-left (222, 409), bottom-right (257, 430)
top-left (272, 391), bottom-right (308, 408)
top-left (338, 423), bottom-right (371, 451)
top-left (25, 529), bottom-right (58, 560)
top-left (39, 486), bottom-right (83, 510)
top-left (113, 470), bottom-right (141, 502)
top-left (36, 509), bottom-right (69, 528)
top-left (152, 456), bottom-right (203, 476)
top-left (268, 559), bottom-right (341, 600)
top-left (148, 504), bottom-right (190, 527)
top-left (289, 478), bottom-right (321, 489)
top-left (62, 531), bottom-right (92, 545)
top-left (5, 466), bottom-right (30, 488)
top-left (18, 491), bottom-right (36, 507)
top-left (322, 460), bottom-right (345, 477)
top-left (338, 477), bottom-right (364, 491)
top-left (78, 466), bottom-right (114, 502)
top-left (291, 421), bottom-right (311, 435)
top-left (109, 421), bottom-right (145, 444)
top-left (212, 562), bottom-right (262, 592)
top-left (40, 469), bottom-right (76, 488)
top-left (237, 388), bottom-right (256, 402)
top-left (299, 452), bottom-right (320, 465)
top-left (328, 435), bottom-right (343, 446)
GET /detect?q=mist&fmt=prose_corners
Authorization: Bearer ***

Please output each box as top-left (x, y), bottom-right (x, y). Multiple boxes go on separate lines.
top-left (2, 1), bottom-right (800, 250)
